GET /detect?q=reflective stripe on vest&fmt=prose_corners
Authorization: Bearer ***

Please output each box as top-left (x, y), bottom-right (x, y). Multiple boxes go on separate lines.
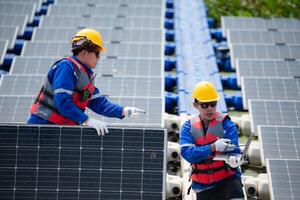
top-left (30, 57), bottom-right (95, 125)
top-left (190, 113), bottom-right (236, 184)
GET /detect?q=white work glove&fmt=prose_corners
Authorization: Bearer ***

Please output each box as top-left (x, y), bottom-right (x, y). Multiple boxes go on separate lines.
top-left (227, 155), bottom-right (243, 168)
top-left (84, 118), bottom-right (108, 136)
top-left (123, 107), bottom-right (146, 119)
top-left (214, 138), bottom-right (236, 152)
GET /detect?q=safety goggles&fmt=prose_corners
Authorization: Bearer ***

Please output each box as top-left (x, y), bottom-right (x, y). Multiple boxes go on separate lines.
top-left (197, 101), bottom-right (217, 109)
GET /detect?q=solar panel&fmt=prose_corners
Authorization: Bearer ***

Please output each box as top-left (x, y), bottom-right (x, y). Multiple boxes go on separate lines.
top-left (236, 59), bottom-right (300, 86)
top-left (32, 28), bottom-right (162, 43)
top-left (227, 30), bottom-right (300, 45)
top-left (258, 126), bottom-right (300, 165)
top-left (0, 75), bottom-right (162, 98)
top-left (39, 16), bottom-right (161, 29)
top-left (266, 159), bottom-right (300, 200)
top-left (53, 0), bottom-right (163, 6)
top-left (0, 26), bottom-right (18, 49)
top-left (48, 5), bottom-right (162, 17)
top-left (0, 14), bottom-right (28, 35)
top-left (10, 57), bottom-right (162, 77)
top-left (0, 125), bottom-right (166, 200)
top-left (21, 42), bottom-right (162, 58)
top-left (0, 2), bottom-right (36, 23)
top-left (241, 77), bottom-right (300, 109)
top-left (249, 100), bottom-right (300, 133)
top-left (0, 96), bottom-right (163, 127)
top-left (229, 44), bottom-right (300, 69)
top-left (0, 40), bottom-right (8, 65)
top-left (0, 0), bottom-right (42, 11)
top-left (221, 16), bottom-right (300, 37)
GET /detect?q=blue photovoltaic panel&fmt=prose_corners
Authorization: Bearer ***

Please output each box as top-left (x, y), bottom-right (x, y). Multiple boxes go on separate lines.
top-left (227, 30), bottom-right (300, 45)
top-left (0, 125), bottom-right (166, 200)
top-left (53, 0), bottom-right (163, 6)
top-left (229, 44), bottom-right (300, 69)
top-left (236, 59), bottom-right (300, 86)
top-left (258, 126), bottom-right (300, 165)
top-left (249, 100), bottom-right (300, 133)
top-left (241, 77), bottom-right (300, 109)
top-left (266, 159), bottom-right (300, 200)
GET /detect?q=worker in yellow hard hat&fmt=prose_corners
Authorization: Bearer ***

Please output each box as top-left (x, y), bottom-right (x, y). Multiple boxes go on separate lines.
top-left (180, 81), bottom-right (244, 200)
top-left (28, 28), bottom-right (145, 135)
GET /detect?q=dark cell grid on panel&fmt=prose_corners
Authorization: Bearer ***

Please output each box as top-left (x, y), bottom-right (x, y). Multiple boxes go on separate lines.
top-left (0, 125), bottom-right (17, 146)
top-left (37, 169), bottom-right (58, 189)
top-left (15, 168), bottom-right (37, 189)
top-left (18, 126), bottom-right (39, 146)
top-left (40, 126), bottom-right (60, 147)
top-left (80, 148), bottom-right (101, 169)
top-left (144, 129), bottom-right (165, 150)
top-left (59, 169), bottom-right (79, 189)
top-left (61, 127), bottom-right (81, 147)
top-left (81, 128), bottom-right (102, 148)
top-left (102, 128), bottom-right (123, 149)
top-left (0, 146), bottom-right (16, 167)
top-left (143, 150), bottom-right (164, 171)
top-left (17, 147), bottom-right (38, 167)
top-left (143, 171), bottom-right (163, 192)
top-left (101, 170), bottom-right (121, 191)
top-left (0, 125), bottom-right (165, 199)
top-left (123, 129), bottom-right (143, 149)
top-left (0, 168), bottom-right (15, 189)
top-left (79, 169), bottom-right (100, 190)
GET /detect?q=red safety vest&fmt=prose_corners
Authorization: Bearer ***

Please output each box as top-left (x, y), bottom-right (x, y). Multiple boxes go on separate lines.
top-left (30, 57), bottom-right (95, 125)
top-left (190, 113), bottom-right (236, 184)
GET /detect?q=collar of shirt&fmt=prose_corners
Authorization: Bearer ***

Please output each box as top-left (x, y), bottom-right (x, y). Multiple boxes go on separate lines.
top-left (71, 55), bottom-right (94, 75)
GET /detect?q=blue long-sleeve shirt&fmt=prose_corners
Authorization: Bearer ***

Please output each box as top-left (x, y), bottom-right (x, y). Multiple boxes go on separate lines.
top-left (27, 56), bottom-right (124, 125)
top-left (180, 116), bottom-right (242, 192)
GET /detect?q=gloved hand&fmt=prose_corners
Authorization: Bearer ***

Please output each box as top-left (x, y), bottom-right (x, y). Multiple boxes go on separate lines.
top-left (123, 107), bottom-right (146, 119)
top-left (84, 118), bottom-right (108, 136)
top-left (214, 138), bottom-right (236, 152)
top-left (227, 155), bottom-right (243, 168)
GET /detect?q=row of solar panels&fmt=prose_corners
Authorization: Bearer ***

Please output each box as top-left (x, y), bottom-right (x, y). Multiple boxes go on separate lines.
top-left (223, 16), bottom-right (300, 200)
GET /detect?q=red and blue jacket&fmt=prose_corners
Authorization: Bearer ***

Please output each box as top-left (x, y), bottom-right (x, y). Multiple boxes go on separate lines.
top-left (180, 113), bottom-right (242, 192)
top-left (27, 56), bottom-right (124, 125)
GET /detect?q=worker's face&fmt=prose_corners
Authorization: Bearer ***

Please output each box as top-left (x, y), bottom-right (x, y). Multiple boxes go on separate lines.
top-left (82, 50), bottom-right (100, 69)
top-left (193, 101), bottom-right (217, 121)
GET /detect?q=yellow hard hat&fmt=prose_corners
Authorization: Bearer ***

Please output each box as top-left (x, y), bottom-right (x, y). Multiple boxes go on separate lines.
top-left (192, 81), bottom-right (219, 102)
top-left (71, 28), bottom-right (106, 52)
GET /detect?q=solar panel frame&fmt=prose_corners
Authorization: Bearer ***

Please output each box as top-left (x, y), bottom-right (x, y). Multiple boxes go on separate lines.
top-left (227, 30), bottom-right (300, 45)
top-left (0, 40), bottom-right (8, 65)
top-left (236, 59), bottom-right (300, 86)
top-left (0, 95), bottom-right (164, 128)
top-left (0, 124), bottom-right (167, 200)
top-left (47, 5), bottom-right (162, 18)
top-left (241, 77), bottom-right (300, 109)
top-left (39, 16), bottom-right (162, 29)
top-left (229, 44), bottom-right (300, 69)
top-left (248, 99), bottom-right (300, 133)
top-left (221, 16), bottom-right (300, 37)
top-left (258, 125), bottom-right (300, 166)
top-left (21, 42), bottom-right (163, 59)
top-left (0, 26), bottom-right (18, 49)
top-left (10, 57), bottom-right (162, 77)
top-left (32, 28), bottom-right (163, 43)
top-left (266, 158), bottom-right (300, 200)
